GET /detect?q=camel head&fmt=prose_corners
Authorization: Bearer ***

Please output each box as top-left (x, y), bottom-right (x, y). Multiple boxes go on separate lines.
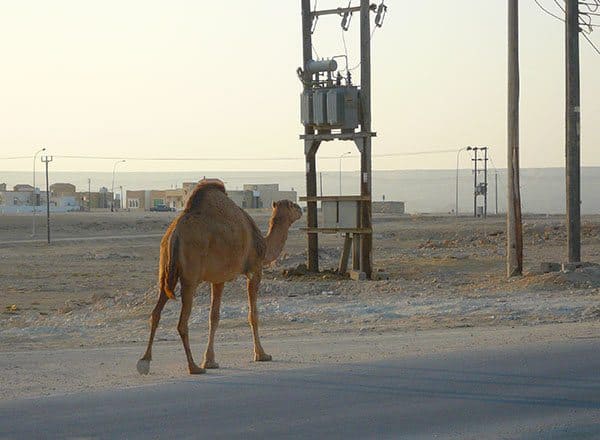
top-left (271, 200), bottom-right (303, 225)
top-left (264, 200), bottom-right (302, 265)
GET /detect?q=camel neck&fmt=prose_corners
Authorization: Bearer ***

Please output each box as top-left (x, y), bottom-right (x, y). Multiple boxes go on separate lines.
top-left (264, 218), bottom-right (290, 264)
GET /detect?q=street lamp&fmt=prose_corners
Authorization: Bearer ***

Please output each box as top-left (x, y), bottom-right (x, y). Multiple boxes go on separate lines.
top-left (455, 146), bottom-right (471, 216)
top-left (32, 146), bottom-right (46, 236)
top-left (339, 151), bottom-right (352, 196)
top-left (111, 160), bottom-right (126, 212)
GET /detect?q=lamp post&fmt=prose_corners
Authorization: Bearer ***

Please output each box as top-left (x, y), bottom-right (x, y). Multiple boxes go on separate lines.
top-left (455, 147), bottom-right (471, 216)
top-left (339, 151), bottom-right (352, 196)
top-left (111, 160), bottom-right (126, 212)
top-left (32, 146), bottom-right (46, 236)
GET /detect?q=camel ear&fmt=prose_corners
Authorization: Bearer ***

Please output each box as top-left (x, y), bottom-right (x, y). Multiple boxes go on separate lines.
top-left (272, 201), bottom-right (277, 208)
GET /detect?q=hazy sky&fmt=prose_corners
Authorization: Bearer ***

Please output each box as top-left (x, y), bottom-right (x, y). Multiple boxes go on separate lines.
top-left (1, 0), bottom-right (599, 172)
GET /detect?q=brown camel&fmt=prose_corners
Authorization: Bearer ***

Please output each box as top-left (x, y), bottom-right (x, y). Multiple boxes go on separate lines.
top-left (137, 179), bottom-right (302, 375)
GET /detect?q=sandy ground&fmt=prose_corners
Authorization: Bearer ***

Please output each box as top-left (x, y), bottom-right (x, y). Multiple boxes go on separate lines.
top-left (1, 211), bottom-right (600, 399)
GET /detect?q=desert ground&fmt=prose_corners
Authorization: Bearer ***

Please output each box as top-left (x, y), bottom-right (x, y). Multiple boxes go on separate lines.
top-left (1, 210), bottom-right (600, 399)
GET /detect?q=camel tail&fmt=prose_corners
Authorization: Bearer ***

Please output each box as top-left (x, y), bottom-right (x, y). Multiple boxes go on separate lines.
top-left (161, 232), bottom-right (180, 300)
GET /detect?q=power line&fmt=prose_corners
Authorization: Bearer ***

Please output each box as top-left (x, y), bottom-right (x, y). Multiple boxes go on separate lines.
top-left (532, 0), bottom-right (600, 55)
top-left (0, 149), bottom-right (462, 163)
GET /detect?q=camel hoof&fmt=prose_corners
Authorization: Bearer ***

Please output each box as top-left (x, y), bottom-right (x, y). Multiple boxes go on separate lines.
top-left (202, 360), bottom-right (220, 369)
top-left (137, 359), bottom-right (151, 375)
top-left (254, 353), bottom-right (272, 362)
top-left (189, 365), bottom-right (206, 375)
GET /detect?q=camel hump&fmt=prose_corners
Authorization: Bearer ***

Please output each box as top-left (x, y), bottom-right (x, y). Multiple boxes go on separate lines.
top-left (185, 179), bottom-right (226, 211)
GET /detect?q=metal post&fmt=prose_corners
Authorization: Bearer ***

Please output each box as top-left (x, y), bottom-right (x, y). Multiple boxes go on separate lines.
top-left (473, 147), bottom-right (478, 217)
top-left (455, 147), bottom-right (466, 216)
top-left (566, 0), bottom-right (581, 263)
top-left (111, 160), bottom-right (125, 212)
top-left (339, 151), bottom-right (351, 196)
top-left (41, 156), bottom-right (53, 244)
top-left (32, 147), bottom-right (45, 236)
top-left (319, 172), bottom-right (323, 197)
top-left (507, 0), bottom-right (523, 276)
top-left (495, 172), bottom-right (498, 215)
top-left (483, 147), bottom-right (488, 218)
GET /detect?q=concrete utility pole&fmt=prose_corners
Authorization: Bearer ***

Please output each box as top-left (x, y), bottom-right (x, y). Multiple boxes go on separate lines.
top-left (41, 155), bottom-right (53, 244)
top-left (565, 0), bottom-right (581, 263)
top-left (507, 0), bottom-right (523, 276)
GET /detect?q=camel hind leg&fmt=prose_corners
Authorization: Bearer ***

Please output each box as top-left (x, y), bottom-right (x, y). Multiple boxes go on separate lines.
top-left (137, 289), bottom-right (169, 375)
top-left (178, 281), bottom-right (205, 374)
top-left (247, 273), bottom-right (271, 362)
top-left (202, 282), bottom-right (224, 369)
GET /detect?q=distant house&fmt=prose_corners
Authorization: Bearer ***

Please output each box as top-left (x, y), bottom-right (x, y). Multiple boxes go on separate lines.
top-left (125, 182), bottom-right (297, 212)
top-left (50, 183), bottom-right (76, 197)
top-left (126, 190), bottom-right (166, 211)
top-left (75, 187), bottom-right (113, 210)
top-left (13, 184), bottom-right (34, 192)
top-left (242, 184), bottom-right (297, 208)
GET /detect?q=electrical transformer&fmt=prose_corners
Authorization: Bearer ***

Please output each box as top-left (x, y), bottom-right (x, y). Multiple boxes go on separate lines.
top-left (301, 86), bottom-right (360, 130)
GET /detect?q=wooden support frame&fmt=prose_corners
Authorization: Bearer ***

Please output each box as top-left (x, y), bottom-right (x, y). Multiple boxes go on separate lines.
top-left (300, 0), bottom-right (374, 279)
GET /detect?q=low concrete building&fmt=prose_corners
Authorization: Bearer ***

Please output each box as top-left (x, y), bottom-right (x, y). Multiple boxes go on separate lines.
top-left (75, 188), bottom-right (113, 210)
top-left (372, 201), bottom-right (405, 214)
top-left (165, 188), bottom-right (186, 210)
top-left (242, 184), bottom-right (297, 208)
top-left (13, 184), bottom-right (34, 192)
top-left (50, 183), bottom-right (76, 197)
top-left (126, 190), bottom-right (166, 211)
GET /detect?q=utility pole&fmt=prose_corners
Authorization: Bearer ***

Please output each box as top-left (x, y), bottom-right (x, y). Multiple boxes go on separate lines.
top-left (473, 147), bottom-right (478, 217)
top-left (507, 0), bottom-right (523, 276)
top-left (495, 172), bottom-right (498, 215)
top-left (566, 0), bottom-right (581, 263)
top-left (32, 147), bottom-right (45, 237)
top-left (319, 172), bottom-right (323, 197)
top-left (88, 178), bottom-right (91, 212)
top-left (41, 156), bottom-right (53, 244)
top-left (483, 147), bottom-right (488, 218)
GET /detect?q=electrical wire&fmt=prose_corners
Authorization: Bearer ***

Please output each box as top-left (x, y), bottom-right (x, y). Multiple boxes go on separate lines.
top-left (1, 149), bottom-right (464, 163)
top-left (532, 0), bottom-right (600, 55)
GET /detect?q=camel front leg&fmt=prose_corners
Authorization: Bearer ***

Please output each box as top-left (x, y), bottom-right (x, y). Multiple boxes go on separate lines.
top-left (247, 273), bottom-right (271, 362)
top-left (137, 290), bottom-right (168, 375)
top-left (178, 282), bottom-right (205, 374)
top-left (202, 282), bottom-right (224, 369)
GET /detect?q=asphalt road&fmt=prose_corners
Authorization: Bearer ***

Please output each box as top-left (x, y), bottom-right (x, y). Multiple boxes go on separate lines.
top-left (1, 340), bottom-right (599, 439)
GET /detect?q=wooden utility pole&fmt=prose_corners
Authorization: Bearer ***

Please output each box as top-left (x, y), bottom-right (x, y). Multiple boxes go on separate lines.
top-left (566, 0), bottom-right (581, 263)
top-left (507, 0), bottom-right (523, 277)
top-left (358, 0), bottom-right (373, 277)
top-left (302, 0), bottom-right (320, 272)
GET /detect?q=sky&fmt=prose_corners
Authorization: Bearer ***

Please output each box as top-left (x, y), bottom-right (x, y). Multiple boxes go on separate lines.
top-left (0, 0), bottom-right (599, 173)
